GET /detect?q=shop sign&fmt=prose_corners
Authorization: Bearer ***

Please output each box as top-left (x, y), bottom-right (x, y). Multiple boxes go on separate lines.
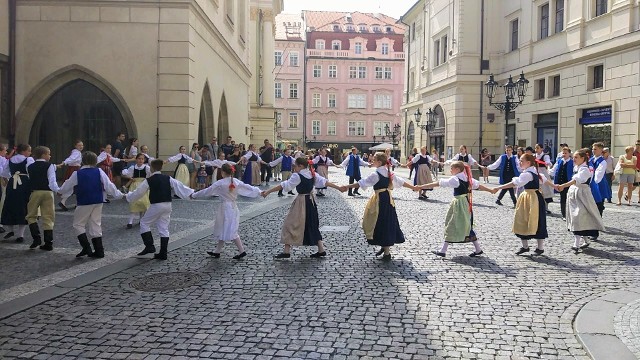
top-left (579, 106), bottom-right (611, 124)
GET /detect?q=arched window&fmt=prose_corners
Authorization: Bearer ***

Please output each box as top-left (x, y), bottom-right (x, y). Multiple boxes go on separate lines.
top-left (433, 105), bottom-right (445, 128)
top-left (407, 121), bottom-right (415, 150)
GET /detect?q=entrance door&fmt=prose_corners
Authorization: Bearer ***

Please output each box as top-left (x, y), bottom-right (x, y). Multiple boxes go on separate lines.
top-left (537, 127), bottom-right (557, 159)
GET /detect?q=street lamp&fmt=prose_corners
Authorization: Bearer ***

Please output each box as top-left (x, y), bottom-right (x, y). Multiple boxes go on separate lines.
top-left (415, 107), bottom-right (436, 149)
top-left (485, 72), bottom-right (529, 146)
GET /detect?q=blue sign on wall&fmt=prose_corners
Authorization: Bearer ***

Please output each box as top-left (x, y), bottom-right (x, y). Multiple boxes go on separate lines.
top-left (579, 106), bottom-right (612, 125)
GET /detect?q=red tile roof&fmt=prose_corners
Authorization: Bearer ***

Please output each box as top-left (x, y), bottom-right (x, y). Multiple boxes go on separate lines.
top-left (303, 11), bottom-right (405, 34)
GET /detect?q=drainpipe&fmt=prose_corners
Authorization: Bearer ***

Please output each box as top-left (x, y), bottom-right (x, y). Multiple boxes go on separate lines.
top-left (478, 0), bottom-right (485, 155)
top-left (155, 6), bottom-right (161, 158)
top-left (8, 0), bottom-right (16, 145)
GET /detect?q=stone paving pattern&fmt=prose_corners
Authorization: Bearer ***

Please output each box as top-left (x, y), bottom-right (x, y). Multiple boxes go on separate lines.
top-left (615, 297), bottom-right (640, 358)
top-left (0, 169), bottom-right (639, 359)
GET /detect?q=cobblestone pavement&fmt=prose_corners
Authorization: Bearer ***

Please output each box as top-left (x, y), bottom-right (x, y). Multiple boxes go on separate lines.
top-left (0, 168), bottom-right (639, 359)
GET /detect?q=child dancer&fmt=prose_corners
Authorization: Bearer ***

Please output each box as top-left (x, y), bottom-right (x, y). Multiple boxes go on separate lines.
top-left (121, 154), bottom-right (151, 229)
top-left (1, 144), bottom-right (33, 243)
top-left (340, 147), bottom-right (369, 196)
top-left (241, 144), bottom-right (265, 186)
top-left (412, 146), bottom-right (438, 200)
top-left (203, 151), bottom-right (237, 182)
top-left (127, 159), bottom-right (194, 260)
top-left (58, 140), bottom-right (83, 211)
top-left (262, 157), bottom-right (344, 259)
top-left (534, 144), bottom-right (554, 212)
top-left (312, 148), bottom-right (336, 197)
top-left (25, 146), bottom-right (60, 250)
top-left (166, 146), bottom-right (196, 188)
top-left (58, 151), bottom-right (125, 258)
top-left (191, 163), bottom-right (261, 259)
top-left (590, 142), bottom-right (609, 217)
top-left (419, 161), bottom-right (493, 258)
top-left (549, 147), bottom-right (573, 220)
top-left (343, 152), bottom-right (417, 261)
top-left (555, 150), bottom-right (605, 253)
top-left (269, 148), bottom-right (295, 196)
top-left (98, 144), bottom-right (126, 203)
top-left (490, 153), bottom-right (548, 255)
top-left (486, 145), bottom-right (520, 207)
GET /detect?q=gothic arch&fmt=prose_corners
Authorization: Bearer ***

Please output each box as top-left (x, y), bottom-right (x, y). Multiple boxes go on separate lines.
top-left (218, 93), bottom-right (229, 142)
top-left (198, 81), bottom-right (215, 147)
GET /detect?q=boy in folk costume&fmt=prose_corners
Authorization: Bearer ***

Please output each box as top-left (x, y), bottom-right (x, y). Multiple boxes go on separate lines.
top-left (268, 148), bottom-right (295, 196)
top-left (262, 157), bottom-right (345, 259)
top-left (343, 152), bottom-right (418, 261)
top-left (57, 140), bottom-right (83, 211)
top-left (312, 148), bottom-right (337, 197)
top-left (58, 151), bottom-right (125, 258)
top-left (589, 142), bottom-right (609, 218)
top-left (486, 145), bottom-right (520, 207)
top-left (340, 147), bottom-right (369, 196)
top-left (555, 150), bottom-right (605, 253)
top-left (25, 146), bottom-right (60, 250)
top-left (121, 154), bottom-right (151, 229)
top-left (419, 161), bottom-right (493, 258)
top-left (191, 163), bottom-right (261, 259)
top-left (127, 159), bottom-right (194, 260)
top-left (549, 147), bottom-right (573, 220)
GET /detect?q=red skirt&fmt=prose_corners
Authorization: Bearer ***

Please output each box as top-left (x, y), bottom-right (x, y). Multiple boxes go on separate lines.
top-left (99, 164), bottom-right (113, 182)
top-left (64, 166), bottom-right (80, 180)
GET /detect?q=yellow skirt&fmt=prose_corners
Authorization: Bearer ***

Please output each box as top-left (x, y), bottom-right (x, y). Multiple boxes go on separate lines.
top-left (513, 189), bottom-right (539, 236)
top-left (174, 163), bottom-right (190, 187)
top-left (129, 178), bottom-right (150, 213)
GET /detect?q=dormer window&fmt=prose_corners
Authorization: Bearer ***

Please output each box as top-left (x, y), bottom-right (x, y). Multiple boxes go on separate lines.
top-left (359, 25), bottom-right (367, 32)
top-left (332, 24), bottom-right (340, 31)
top-left (386, 26), bottom-right (393, 33)
top-left (346, 25), bottom-right (355, 32)
top-left (372, 25), bottom-right (381, 32)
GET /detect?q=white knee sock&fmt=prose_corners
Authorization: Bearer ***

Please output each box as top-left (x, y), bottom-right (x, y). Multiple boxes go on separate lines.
top-left (472, 240), bottom-right (482, 253)
top-left (521, 240), bottom-right (529, 248)
top-left (582, 236), bottom-right (589, 245)
top-left (439, 242), bottom-right (449, 253)
top-left (215, 240), bottom-right (224, 253)
top-left (16, 225), bottom-right (26, 237)
top-left (574, 235), bottom-right (581, 247)
top-left (234, 238), bottom-right (245, 253)
top-left (128, 213), bottom-right (136, 225)
top-left (536, 239), bottom-right (544, 250)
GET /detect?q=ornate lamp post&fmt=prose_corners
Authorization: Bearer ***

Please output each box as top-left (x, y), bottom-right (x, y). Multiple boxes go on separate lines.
top-left (415, 107), bottom-right (436, 149)
top-left (485, 72), bottom-right (529, 146)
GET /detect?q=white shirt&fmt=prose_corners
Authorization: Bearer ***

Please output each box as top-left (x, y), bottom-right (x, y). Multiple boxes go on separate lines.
top-left (340, 154), bottom-right (368, 168)
top-left (511, 166), bottom-right (547, 187)
top-left (126, 171), bottom-right (194, 203)
top-left (1, 155), bottom-right (35, 178)
top-left (357, 166), bottom-right (406, 189)
top-left (97, 151), bottom-right (122, 164)
top-left (128, 145), bottom-right (138, 158)
top-left (269, 155), bottom-right (293, 167)
top-left (121, 164), bottom-right (151, 178)
top-left (63, 149), bottom-right (82, 166)
top-left (242, 151), bottom-right (265, 163)
top-left (192, 177), bottom-right (261, 201)
top-left (142, 153), bottom-right (155, 162)
top-left (535, 152), bottom-right (552, 167)
top-left (293, 150), bottom-right (304, 159)
top-left (572, 164), bottom-right (592, 184)
top-left (58, 166), bottom-right (124, 199)
top-left (312, 155), bottom-right (335, 166)
top-left (438, 172), bottom-right (480, 190)
top-left (549, 157), bottom-right (571, 177)
top-left (28, 159), bottom-right (60, 193)
top-left (487, 154), bottom-right (516, 171)
top-left (202, 159), bottom-right (237, 168)
top-left (591, 156), bottom-right (606, 183)
top-left (280, 169), bottom-right (327, 193)
top-left (167, 153), bottom-right (194, 163)
top-left (446, 153), bottom-right (477, 166)
top-left (0, 157), bottom-right (8, 179)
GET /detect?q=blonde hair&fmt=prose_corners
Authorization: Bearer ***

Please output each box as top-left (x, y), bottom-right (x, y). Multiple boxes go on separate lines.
top-left (625, 146), bottom-right (634, 154)
top-left (373, 152), bottom-right (388, 164)
top-left (450, 160), bottom-right (465, 173)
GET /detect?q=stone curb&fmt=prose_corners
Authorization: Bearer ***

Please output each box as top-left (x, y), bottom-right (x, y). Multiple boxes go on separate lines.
top-left (574, 287), bottom-right (640, 360)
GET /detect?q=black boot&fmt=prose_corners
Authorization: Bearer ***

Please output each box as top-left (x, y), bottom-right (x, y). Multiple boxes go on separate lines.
top-left (39, 230), bottom-right (54, 251)
top-left (288, 191), bottom-right (295, 195)
top-left (28, 223), bottom-right (42, 249)
top-left (137, 232), bottom-right (156, 255)
top-left (154, 237), bottom-right (169, 260)
top-left (88, 237), bottom-right (104, 258)
top-left (277, 190), bottom-right (284, 197)
top-left (76, 233), bottom-right (92, 257)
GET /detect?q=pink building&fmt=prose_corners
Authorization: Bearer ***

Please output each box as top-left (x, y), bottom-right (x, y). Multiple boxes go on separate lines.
top-left (274, 13), bottom-right (306, 149)
top-left (303, 11), bottom-right (405, 155)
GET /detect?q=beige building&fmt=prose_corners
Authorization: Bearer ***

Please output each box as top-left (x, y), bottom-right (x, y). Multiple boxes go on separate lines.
top-left (0, 0), bottom-right (282, 165)
top-left (400, 0), bottom-right (640, 160)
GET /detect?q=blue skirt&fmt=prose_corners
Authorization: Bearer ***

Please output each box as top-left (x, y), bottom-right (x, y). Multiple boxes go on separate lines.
top-left (367, 191), bottom-right (405, 247)
top-left (1, 176), bottom-right (31, 225)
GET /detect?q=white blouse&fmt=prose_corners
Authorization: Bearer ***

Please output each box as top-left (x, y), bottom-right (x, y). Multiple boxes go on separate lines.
top-left (242, 151), bottom-right (263, 162)
top-left (357, 166), bottom-right (407, 189)
top-left (511, 166), bottom-right (547, 187)
top-left (97, 151), bottom-right (122, 164)
top-left (121, 164), bottom-right (151, 178)
top-left (411, 153), bottom-right (433, 164)
top-left (280, 169), bottom-right (327, 193)
top-left (1, 155), bottom-right (35, 178)
top-left (167, 153), bottom-right (194, 163)
top-left (312, 155), bottom-right (335, 166)
top-left (438, 172), bottom-right (480, 190)
top-left (571, 164), bottom-right (592, 184)
top-left (202, 159), bottom-right (237, 168)
top-left (191, 178), bottom-right (261, 201)
top-left (446, 153), bottom-right (477, 166)
top-left (126, 171), bottom-right (194, 202)
top-left (63, 149), bottom-right (82, 166)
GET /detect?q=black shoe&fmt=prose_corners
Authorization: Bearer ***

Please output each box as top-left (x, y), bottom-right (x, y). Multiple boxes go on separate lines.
top-left (316, 192), bottom-right (325, 197)
top-left (580, 243), bottom-right (590, 249)
top-left (3, 232), bottom-right (14, 239)
top-left (277, 192), bottom-right (284, 197)
top-left (546, 210), bottom-right (551, 215)
top-left (571, 246), bottom-right (580, 253)
top-left (310, 251), bottom-right (326, 258)
top-left (469, 250), bottom-right (484, 257)
top-left (533, 248), bottom-right (544, 256)
top-left (375, 248), bottom-right (385, 256)
top-left (288, 191), bottom-right (295, 195)
top-left (275, 253), bottom-right (291, 259)
top-left (29, 238), bottom-right (41, 248)
top-left (39, 243), bottom-right (53, 251)
top-left (58, 202), bottom-right (69, 212)
top-left (0, 227), bottom-right (5, 233)
top-left (206, 251), bottom-right (221, 258)
top-left (495, 199), bottom-right (503, 206)
top-left (348, 193), bottom-right (354, 196)
top-left (126, 223), bottom-right (133, 229)
top-left (561, 217), bottom-right (566, 221)
top-left (103, 199), bottom-right (110, 204)
top-left (15, 237), bottom-right (24, 243)
top-left (431, 251), bottom-right (446, 257)
top-left (28, 223), bottom-right (41, 248)
top-left (233, 252), bottom-right (247, 260)
top-left (173, 195), bottom-right (180, 199)
top-left (354, 191), bottom-right (361, 195)
top-left (378, 254), bottom-right (392, 261)
top-left (76, 234), bottom-right (92, 257)
top-left (516, 247), bottom-right (530, 255)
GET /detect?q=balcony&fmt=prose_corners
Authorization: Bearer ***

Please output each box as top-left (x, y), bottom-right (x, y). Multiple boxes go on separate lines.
top-left (307, 49), bottom-right (405, 60)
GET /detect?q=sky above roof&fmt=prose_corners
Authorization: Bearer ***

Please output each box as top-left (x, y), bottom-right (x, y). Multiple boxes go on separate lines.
top-left (283, 0), bottom-right (418, 19)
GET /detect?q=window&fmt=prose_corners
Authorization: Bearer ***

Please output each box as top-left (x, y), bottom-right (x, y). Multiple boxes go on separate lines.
top-left (373, 121), bottom-right (391, 136)
top-left (595, 0), bottom-right (607, 17)
top-left (346, 25), bottom-right (355, 32)
top-left (274, 51), bottom-right (283, 66)
top-left (275, 112), bottom-right (282, 128)
top-left (358, 66), bottom-right (366, 78)
top-left (327, 120), bottom-right (336, 135)
top-left (590, 64), bottom-right (604, 90)
top-left (289, 112), bottom-right (298, 128)
top-left (238, 0), bottom-right (246, 40)
top-left (384, 67), bottom-right (392, 79)
top-left (289, 83), bottom-right (298, 98)
top-left (349, 66), bottom-right (357, 79)
top-left (555, 0), bottom-right (564, 33)
top-left (373, 25), bottom-right (380, 33)
top-left (274, 82), bottom-right (282, 98)
top-left (551, 75), bottom-right (560, 97)
top-left (347, 94), bottom-right (366, 109)
top-left (442, 35), bottom-right (448, 63)
top-left (359, 25), bottom-right (367, 32)
top-left (312, 120), bottom-right (321, 135)
top-left (312, 93), bottom-right (321, 108)
top-left (381, 43), bottom-right (389, 55)
top-left (540, 3), bottom-right (549, 40)
top-left (535, 79), bottom-right (545, 100)
top-left (313, 65), bottom-right (322, 78)
top-left (434, 39), bottom-right (441, 66)
top-left (328, 65), bottom-right (337, 78)
top-left (374, 95), bottom-right (392, 109)
top-left (332, 40), bottom-right (341, 50)
top-left (332, 24), bottom-right (340, 31)
top-left (375, 66), bottom-right (383, 79)
top-left (316, 40), bottom-right (325, 50)
top-left (328, 94), bottom-right (337, 108)
top-left (510, 18), bottom-right (519, 51)
top-left (355, 42), bottom-right (362, 54)
top-left (348, 121), bottom-right (365, 136)
top-left (386, 26), bottom-right (392, 33)
top-left (289, 52), bottom-right (299, 66)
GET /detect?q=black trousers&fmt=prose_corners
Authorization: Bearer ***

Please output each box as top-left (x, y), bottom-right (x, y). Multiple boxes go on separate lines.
top-left (605, 173), bottom-right (614, 200)
top-left (349, 176), bottom-right (361, 194)
top-left (596, 201), bottom-right (605, 217)
top-left (260, 164), bottom-right (272, 183)
top-left (497, 188), bottom-right (517, 204)
top-left (559, 188), bottom-right (568, 218)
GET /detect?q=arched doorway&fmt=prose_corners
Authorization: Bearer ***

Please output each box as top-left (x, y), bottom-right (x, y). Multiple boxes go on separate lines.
top-left (198, 82), bottom-right (214, 148)
top-left (407, 121), bottom-right (415, 155)
top-left (29, 79), bottom-right (128, 166)
top-left (430, 105), bottom-right (445, 159)
top-left (218, 93), bottom-right (229, 143)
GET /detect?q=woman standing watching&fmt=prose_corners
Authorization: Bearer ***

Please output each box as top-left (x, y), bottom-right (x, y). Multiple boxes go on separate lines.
top-left (189, 142), bottom-right (202, 188)
top-left (480, 148), bottom-right (492, 183)
top-left (616, 146), bottom-right (637, 206)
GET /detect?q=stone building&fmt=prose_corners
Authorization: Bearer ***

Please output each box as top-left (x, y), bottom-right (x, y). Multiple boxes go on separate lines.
top-left (400, 0), bottom-right (640, 160)
top-left (0, 0), bottom-right (282, 166)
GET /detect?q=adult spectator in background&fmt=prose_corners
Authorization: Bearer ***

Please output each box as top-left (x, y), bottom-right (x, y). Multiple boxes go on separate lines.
top-left (408, 147), bottom-right (418, 179)
top-left (111, 132), bottom-right (126, 188)
top-left (634, 141), bottom-right (640, 202)
top-left (603, 148), bottom-right (614, 203)
top-left (221, 136), bottom-right (234, 158)
top-left (259, 139), bottom-right (274, 185)
top-left (617, 145), bottom-right (637, 206)
top-left (480, 148), bottom-right (492, 183)
top-left (209, 137), bottom-right (219, 157)
top-left (189, 142), bottom-right (202, 189)
top-left (228, 144), bottom-right (243, 179)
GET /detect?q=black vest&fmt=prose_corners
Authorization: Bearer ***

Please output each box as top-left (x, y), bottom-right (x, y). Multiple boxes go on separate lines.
top-left (457, 154), bottom-right (470, 163)
top-left (28, 161), bottom-right (52, 191)
top-left (147, 174), bottom-right (172, 204)
top-left (133, 167), bottom-right (147, 178)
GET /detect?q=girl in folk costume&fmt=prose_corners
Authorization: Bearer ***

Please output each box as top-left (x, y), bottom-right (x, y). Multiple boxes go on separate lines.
top-left (203, 151), bottom-right (237, 183)
top-left (555, 150), bottom-right (605, 253)
top-left (58, 140), bottom-right (83, 211)
top-left (139, 145), bottom-right (154, 164)
top-left (0, 144), bottom-right (34, 242)
top-left (491, 154), bottom-right (548, 256)
top-left (98, 144), bottom-right (126, 203)
top-left (549, 147), bottom-right (573, 220)
top-left (125, 138), bottom-right (139, 161)
top-left (165, 145), bottom-right (197, 188)
top-left (191, 163), bottom-right (261, 259)
top-left (446, 145), bottom-right (479, 167)
top-left (121, 154), bottom-right (151, 229)
top-left (340, 147), bottom-right (369, 196)
top-left (269, 148), bottom-right (295, 196)
top-left (534, 143), bottom-right (555, 211)
top-left (241, 144), bottom-right (265, 186)
top-left (384, 148), bottom-right (404, 170)
top-left (419, 161), bottom-right (493, 258)
top-left (343, 152), bottom-right (418, 261)
top-left (262, 157), bottom-right (344, 259)
top-left (412, 146), bottom-right (438, 200)
top-left (312, 148), bottom-right (337, 197)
